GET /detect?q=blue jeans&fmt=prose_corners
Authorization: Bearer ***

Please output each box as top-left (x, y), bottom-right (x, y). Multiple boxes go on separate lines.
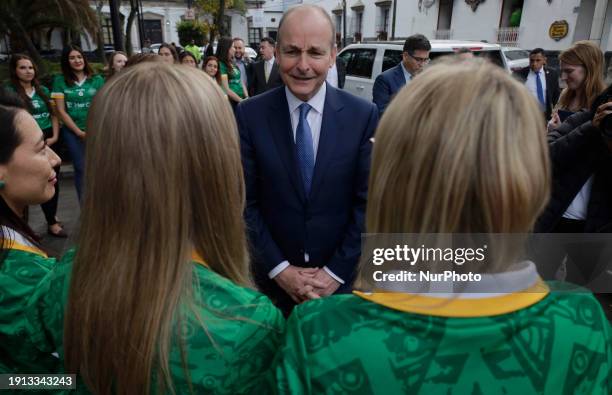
top-left (61, 127), bottom-right (85, 202)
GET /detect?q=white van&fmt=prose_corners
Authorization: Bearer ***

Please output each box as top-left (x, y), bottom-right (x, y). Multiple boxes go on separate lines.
top-left (338, 40), bottom-right (508, 100)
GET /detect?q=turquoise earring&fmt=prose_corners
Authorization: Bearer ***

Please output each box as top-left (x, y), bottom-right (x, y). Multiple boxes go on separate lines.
top-left (0, 181), bottom-right (4, 189)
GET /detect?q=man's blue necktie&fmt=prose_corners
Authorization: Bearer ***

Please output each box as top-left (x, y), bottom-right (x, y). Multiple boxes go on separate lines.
top-left (295, 103), bottom-right (315, 195)
top-left (536, 71), bottom-right (545, 108)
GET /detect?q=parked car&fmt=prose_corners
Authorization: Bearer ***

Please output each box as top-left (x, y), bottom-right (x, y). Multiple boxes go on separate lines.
top-left (103, 44), bottom-right (116, 55)
top-left (148, 43), bottom-right (183, 55)
top-left (245, 46), bottom-right (258, 60)
top-left (149, 43), bottom-right (162, 54)
top-left (502, 47), bottom-right (530, 73)
top-left (198, 44), bottom-right (257, 60)
top-left (338, 40), bottom-right (509, 100)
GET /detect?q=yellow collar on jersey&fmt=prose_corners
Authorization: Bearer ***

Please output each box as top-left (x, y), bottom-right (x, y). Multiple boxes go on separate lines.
top-left (353, 279), bottom-right (550, 317)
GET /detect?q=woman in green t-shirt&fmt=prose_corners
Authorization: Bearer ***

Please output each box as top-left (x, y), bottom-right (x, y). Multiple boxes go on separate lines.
top-left (28, 63), bottom-right (284, 394)
top-left (51, 45), bottom-right (105, 202)
top-left (0, 91), bottom-right (61, 373)
top-left (7, 54), bottom-right (67, 238)
top-left (216, 37), bottom-right (248, 109)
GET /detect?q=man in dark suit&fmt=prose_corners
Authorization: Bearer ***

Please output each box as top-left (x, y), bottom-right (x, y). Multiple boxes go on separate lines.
top-left (249, 37), bottom-right (284, 97)
top-left (237, 4), bottom-right (378, 313)
top-left (372, 34), bottom-right (431, 116)
top-left (514, 48), bottom-right (560, 121)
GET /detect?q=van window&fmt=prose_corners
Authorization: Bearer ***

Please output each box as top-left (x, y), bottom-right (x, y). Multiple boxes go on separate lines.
top-left (383, 49), bottom-right (403, 72)
top-left (338, 50), bottom-right (355, 71)
top-left (345, 49), bottom-right (376, 78)
top-left (504, 49), bottom-right (530, 60)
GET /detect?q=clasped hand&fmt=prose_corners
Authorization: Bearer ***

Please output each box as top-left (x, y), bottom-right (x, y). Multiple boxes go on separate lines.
top-left (274, 265), bottom-right (341, 303)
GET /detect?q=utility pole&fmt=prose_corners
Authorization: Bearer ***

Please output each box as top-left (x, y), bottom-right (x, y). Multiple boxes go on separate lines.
top-left (342, 0), bottom-right (347, 48)
top-left (136, 0), bottom-right (146, 50)
top-left (109, 0), bottom-right (125, 51)
top-left (391, 0), bottom-right (397, 40)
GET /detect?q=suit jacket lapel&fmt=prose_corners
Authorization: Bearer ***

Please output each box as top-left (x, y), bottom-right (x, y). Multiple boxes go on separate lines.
top-left (257, 62), bottom-right (266, 90)
top-left (310, 84), bottom-right (342, 200)
top-left (393, 64), bottom-right (406, 92)
top-left (268, 63), bottom-right (280, 87)
top-left (268, 89), bottom-right (306, 202)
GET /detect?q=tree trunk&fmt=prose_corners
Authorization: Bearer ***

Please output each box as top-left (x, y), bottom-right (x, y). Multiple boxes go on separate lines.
top-left (12, 22), bottom-right (46, 74)
top-left (95, 1), bottom-right (107, 64)
top-left (215, 0), bottom-right (226, 37)
top-left (124, 3), bottom-right (138, 56)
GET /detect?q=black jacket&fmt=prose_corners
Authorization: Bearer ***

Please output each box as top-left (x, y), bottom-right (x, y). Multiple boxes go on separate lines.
top-left (535, 111), bottom-right (612, 232)
top-left (249, 59), bottom-right (284, 97)
top-left (515, 66), bottom-right (561, 121)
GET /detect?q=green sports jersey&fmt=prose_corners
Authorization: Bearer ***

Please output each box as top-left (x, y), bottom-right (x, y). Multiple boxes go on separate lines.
top-left (51, 74), bottom-right (105, 131)
top-left (270, 283), bottom-right (612, 395)
top-left (4, 84), bottom-right (53, 130)
top-left (0, 234), bottom-right (59, 374)
top-left (219, 62), bottom-right (245, 99)
top-left (26, 249), bottom-right (285, 394)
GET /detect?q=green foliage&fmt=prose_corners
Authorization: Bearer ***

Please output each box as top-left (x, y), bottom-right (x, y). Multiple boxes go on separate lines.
top-left (194, 0), bottom-right (247, 37)
top-left (196, 0), bottom-right (247, 14)
top-left (176, 20), bottom-right (209, 47)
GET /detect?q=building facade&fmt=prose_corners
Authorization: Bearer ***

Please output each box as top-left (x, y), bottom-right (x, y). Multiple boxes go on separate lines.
top-left (289, 0), bottom-right (611, 53)
top-left (38, 0), bottom-right (252, 52)
top-left (16, 0), bottom-right (610, 60)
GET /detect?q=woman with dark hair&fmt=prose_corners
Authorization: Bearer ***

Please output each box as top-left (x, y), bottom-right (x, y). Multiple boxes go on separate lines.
top-left (203, 56), bottom-right (222, 85)
top-left (0, 90), bottom-right (62, 373)
top-left (105, 51), bottom-right (128, 79)
top-left (51, 45), bottom-right (105, 202)
top-left (215, 37), bottom-right (248, 108)
top-left (158, 43), bottom-right (178, 64)
top-left (179, 51), bottom-right (198, 67)
top-left (6, 54), bottom-right (66, 238)
top-left (125, 53), bottom-right (164, 68)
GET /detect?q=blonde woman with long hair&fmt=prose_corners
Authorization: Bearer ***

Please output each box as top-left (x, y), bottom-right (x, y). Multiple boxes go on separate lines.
top-left (548, 40), bottom-right (606, 129)
top-left (26, 63), bottom-right (284, 394)
top-left (269, 59), bottom-right (611, 394)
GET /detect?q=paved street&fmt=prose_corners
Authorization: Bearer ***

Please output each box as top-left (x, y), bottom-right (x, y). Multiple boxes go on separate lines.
top-left (28, 170), bottom-right (79, 257)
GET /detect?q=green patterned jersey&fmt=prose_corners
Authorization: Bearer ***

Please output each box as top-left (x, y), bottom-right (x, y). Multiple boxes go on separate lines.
top-left (0, 234), bottom-right (59, 374)
top-left (51, 74), bottom-right (105, 131)
top-left (270, 284), bottom-right (611, 395)
top-left (4, 84), bottom-right (53, 130)
top-left (26, 249), bottom-right (285, 394)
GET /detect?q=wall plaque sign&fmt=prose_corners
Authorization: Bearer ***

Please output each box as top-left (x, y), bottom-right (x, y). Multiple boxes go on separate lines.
top-left (549, 20), bottom-right (569, 41)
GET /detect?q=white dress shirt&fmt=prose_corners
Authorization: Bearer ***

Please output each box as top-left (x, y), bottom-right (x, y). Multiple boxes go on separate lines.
top-left (400, 61), bottom-right (412, 84)
top-left (267, 83), bottom-right (345, 285)
top-left (563, 176), bottom-right (593, 220)
top-left (525, 67), bottom-right (547, 108)
top-left (326, 63), bottom-right (339, 88)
